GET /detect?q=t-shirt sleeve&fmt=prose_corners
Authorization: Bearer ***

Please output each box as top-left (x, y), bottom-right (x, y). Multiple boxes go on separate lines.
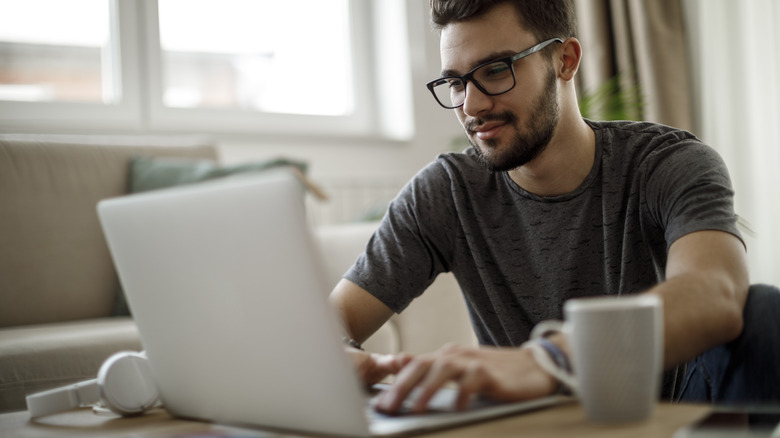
top-left (642, 137), bottom-right (743, 249)
top-left (344, 160), bottom-right (456, 313)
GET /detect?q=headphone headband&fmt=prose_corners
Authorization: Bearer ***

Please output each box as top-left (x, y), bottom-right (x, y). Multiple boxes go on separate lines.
top-left (26, 379), bottom-right (100, 417)
top-left (26, 351), bottom-right (159, 418)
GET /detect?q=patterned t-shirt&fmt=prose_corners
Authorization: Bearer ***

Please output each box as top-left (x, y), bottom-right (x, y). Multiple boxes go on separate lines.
top-left (345, 120), bottom-right (742, 346)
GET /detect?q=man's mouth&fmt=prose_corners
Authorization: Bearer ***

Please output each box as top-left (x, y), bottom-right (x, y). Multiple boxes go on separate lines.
top-left (471, 121), bottom-right (506, 141)
top-left (465, 112), bottom-right (515, 143)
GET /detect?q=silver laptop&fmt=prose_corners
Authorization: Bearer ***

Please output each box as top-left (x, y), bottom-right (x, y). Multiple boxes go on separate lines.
top-left (97, 171), bottom-right (562, 437)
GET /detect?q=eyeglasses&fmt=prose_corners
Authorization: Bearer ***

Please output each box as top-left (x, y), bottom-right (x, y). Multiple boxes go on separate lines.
top-left (426, 38), bottom-right (563, 109)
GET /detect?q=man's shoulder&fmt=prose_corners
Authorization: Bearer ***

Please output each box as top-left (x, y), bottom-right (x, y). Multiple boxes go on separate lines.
top-left (400, 147), bottom-right (507, 207)
top-left (434, 146), bottom-right (482, 167)
top-left (588, 119), bottom-right (709, 166)
top-left (587, 119), bottom-right (699, 145)
top-left (414, 147), bottom-right (491, 182)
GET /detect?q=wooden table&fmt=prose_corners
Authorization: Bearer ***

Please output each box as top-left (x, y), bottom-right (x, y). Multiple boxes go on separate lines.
top-left (0, 402), bottom-right (710, 438)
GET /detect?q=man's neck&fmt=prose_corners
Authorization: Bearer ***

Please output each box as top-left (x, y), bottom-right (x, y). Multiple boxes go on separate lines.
top-left (507, 116), bottom-right (595, 197)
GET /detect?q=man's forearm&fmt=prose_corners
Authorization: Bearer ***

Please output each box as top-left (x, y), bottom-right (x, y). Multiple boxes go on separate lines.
top-left (646, 272), bottom-right (747, 369)
top-left (650, 230), bottom-right (749, 368)
top-left (329, 278), bottom-right (395, 343)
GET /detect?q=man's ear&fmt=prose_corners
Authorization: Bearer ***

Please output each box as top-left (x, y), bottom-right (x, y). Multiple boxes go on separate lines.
top-left (557, 37), bottom-right (582, 81)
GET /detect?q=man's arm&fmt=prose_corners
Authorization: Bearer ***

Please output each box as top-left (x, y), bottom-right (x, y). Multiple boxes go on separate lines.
top-left (648, 229), bottom-right (749, 368)
top-left (329, 279), bottom-right (412, 386)
top-left (329, 278), bottom-right (395, 343)
top-left (373, 229), bottom-right (749, 414)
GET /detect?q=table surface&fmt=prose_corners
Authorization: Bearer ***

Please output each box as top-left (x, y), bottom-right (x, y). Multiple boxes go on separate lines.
top-left (0, 402), bottom-right (710, 438)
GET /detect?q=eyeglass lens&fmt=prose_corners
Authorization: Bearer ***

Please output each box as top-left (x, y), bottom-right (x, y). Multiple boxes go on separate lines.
top-left (430, 60), bottom-right (516, 108)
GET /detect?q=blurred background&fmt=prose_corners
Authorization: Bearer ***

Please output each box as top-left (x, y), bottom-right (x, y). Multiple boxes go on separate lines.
top-left (0, 0), bottom-right (777, 286)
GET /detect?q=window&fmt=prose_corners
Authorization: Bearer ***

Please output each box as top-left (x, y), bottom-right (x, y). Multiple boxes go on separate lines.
top-left (158, 0), bottom-right (353, 116)
top-left (0, 0), bottom-right (413, 139)
top-left (0, 0), bottom-right (115, 104)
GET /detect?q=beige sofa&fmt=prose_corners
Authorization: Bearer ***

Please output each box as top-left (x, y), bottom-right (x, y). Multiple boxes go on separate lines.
top-left (0, 134), bottom-right (475, 413)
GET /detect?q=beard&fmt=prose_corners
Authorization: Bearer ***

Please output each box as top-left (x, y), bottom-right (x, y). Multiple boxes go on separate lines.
top-left (467, 67), bottom-right (560, 172)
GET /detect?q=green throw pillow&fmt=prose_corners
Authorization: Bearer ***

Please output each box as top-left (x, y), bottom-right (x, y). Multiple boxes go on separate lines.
top-left (129, 156), bottom-right (308, 193)
top-left (112, 156), bottom-right (309, 317)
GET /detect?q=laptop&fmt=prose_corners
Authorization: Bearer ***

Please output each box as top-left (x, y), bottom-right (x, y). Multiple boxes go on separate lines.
top-left (97, 171), bottom-right (563, 437)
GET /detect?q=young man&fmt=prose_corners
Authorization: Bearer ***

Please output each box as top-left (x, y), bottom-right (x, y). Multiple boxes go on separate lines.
top-left (330, 0), bottom-right (778, 413)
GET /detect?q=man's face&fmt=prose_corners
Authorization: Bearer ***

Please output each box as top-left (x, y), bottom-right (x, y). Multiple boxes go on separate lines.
top-left (439, 3), bottom-right (560, 172)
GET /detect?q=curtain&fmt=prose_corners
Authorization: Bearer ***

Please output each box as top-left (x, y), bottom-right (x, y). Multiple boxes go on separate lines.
top-left (573, 0), bottom-right (693, 131)
top-left (683, 0), bottom-right (780, 287)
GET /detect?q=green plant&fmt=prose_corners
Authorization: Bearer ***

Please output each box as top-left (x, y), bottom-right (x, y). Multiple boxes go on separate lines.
top-left (578, 73), bottom-right (644, 121)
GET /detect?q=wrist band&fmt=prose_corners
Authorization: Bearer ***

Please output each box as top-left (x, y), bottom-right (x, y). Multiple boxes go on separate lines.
top-left (521, 339), bottom-right (576, 396)
top-left (537, 338), bottom-right (572, 374)
top-left (536, 338), bottom-right (573, 395)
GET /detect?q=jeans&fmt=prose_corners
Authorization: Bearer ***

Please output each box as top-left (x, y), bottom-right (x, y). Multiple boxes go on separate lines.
top-left (675, 284), bottom-right (780, 405)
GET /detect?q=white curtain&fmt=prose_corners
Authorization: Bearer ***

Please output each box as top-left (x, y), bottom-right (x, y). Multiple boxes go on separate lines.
top-left (684, 0), bottom-right (780, 287)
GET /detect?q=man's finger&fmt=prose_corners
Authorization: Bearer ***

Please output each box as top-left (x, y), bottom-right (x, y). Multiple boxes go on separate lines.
top-left (454, 361), bottom-right (488, 410)
top-left (375, 356), bottom-right (434, 413)
top-left (409, 357), bottom-right (465, 413)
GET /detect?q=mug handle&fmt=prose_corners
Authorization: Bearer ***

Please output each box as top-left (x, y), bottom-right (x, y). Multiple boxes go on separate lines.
top-left (526, 320), bottom-right (579, 395)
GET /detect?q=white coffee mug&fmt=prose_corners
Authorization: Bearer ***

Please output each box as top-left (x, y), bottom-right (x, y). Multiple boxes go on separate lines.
top-left (533, 294), bottom-right (664, 423)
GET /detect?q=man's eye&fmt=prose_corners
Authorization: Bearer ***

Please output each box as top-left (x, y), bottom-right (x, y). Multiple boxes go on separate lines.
top-left (447, 79), bottom-right (465, 91)
top-left (481, 63), bottom-right (511, 79)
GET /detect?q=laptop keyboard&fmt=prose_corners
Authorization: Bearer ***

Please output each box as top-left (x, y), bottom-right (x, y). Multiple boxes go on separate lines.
top-left (367, 384), bottom-right (496, 417)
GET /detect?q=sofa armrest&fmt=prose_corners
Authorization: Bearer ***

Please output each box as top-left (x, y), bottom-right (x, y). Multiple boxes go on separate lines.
top-left (0, 318), bottom-right (141, 413)
top-left (313, 222), bottom-right (476, 355)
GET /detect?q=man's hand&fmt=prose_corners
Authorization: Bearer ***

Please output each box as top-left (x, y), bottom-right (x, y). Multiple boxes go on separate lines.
top-left (374, 343), bottom-right (558, 414)
top-left (348, 347), bottom-right (413, 387)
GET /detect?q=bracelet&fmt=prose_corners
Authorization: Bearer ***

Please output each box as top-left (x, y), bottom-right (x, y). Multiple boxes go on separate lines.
top-left (342, 337), bottom-right (364, 351)
top-left (521, 339), bottom-right (575, 395)
top-left (537, 338), bottom-right (572, 374)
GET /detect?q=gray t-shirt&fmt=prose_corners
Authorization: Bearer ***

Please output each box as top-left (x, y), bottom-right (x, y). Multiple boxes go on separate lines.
top-left (345, 120), bottom-right (742, 346)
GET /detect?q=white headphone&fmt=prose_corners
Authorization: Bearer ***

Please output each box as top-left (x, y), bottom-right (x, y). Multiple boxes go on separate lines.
top-left (26, 351), bottom-right (160, 418)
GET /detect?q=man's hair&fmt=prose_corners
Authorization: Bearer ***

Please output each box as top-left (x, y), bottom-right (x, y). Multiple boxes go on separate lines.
top-left (429, 0), bottom-right (577, 42)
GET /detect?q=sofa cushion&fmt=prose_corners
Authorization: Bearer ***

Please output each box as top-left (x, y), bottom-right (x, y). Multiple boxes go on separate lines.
top-left (0, 317), bottom-right (141, 413)
top-left (0, 135), bottom-right (218, 327)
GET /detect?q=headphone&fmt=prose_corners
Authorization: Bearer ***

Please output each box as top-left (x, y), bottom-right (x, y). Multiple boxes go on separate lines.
top-left (26, 351), bottom-right (160, 418)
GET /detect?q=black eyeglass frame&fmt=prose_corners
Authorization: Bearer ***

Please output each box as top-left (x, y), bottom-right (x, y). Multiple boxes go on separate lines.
top-left (426, 37), bottom-right (564, 109)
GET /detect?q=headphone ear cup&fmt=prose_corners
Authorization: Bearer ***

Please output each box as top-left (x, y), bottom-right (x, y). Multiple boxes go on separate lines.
top-left (97, 351), bottom-right (159, 416)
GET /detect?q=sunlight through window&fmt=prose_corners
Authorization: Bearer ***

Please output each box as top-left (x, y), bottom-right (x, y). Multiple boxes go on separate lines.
top-left (158, 0), bottom-right (354, 116)
top-left (0, 0), bottom-right (115, 103)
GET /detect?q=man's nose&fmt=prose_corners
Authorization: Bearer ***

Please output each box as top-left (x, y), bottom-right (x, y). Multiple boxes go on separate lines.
top-left (461, 81), bottom-right (494, 117)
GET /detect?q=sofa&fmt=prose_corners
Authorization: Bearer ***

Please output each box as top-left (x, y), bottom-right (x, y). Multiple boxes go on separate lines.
top-left (0, 134), bottom-right (476, 413)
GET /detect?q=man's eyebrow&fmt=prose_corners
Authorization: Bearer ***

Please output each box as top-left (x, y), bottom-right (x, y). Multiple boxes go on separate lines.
top-left (440, 50), bottom-right (518, 77)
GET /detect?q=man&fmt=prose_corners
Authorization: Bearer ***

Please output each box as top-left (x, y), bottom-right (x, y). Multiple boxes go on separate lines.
top-left (330, 0), bottom-right (778, 414)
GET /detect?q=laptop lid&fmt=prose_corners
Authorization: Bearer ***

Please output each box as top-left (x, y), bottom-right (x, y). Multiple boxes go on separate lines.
top-left (98, 171), bottom-right (372, 437)
top-left (98, 170), bottom-right (563, 437)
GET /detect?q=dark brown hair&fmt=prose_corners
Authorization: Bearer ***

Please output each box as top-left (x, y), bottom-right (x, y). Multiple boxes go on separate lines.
top-left (430, 0), bottom-right (577, 42)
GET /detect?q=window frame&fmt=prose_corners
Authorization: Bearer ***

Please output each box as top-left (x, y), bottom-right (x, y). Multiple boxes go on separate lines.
top-left (0, 0), bottom-right (412, 140)
top-left (0, 0), bottom-right (143, 131)
top-left (143, 0), bottom-right (377, 136)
